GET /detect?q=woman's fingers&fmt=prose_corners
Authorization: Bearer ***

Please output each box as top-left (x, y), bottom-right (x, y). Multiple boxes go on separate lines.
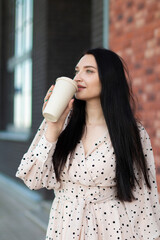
top-left (42, 85), bottom-right (54, 112)
top-left (60, 99), bottom-right (74, 121)
top-left (42, 101), bottom-right (48, 112)
top-left (44, 85), bottom-right (54, 102)
top-left (68, 99), bottom-right (74, 110)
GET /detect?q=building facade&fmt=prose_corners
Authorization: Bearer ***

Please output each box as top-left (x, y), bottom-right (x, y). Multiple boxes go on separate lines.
top-left (109, 0), bottom-right (160, 193)
top-left (0, 0), bottom-right (159, 199)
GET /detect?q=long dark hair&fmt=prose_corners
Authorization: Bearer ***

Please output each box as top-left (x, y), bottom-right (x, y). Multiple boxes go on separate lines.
top-left (52, 48), bottom-right (151, 202)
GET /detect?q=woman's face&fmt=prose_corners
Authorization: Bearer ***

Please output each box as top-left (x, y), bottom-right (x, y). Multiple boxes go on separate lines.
top-left (74, 54), bottom-right (101, 101)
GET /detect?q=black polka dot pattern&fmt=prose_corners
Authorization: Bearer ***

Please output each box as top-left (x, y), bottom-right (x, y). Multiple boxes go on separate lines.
top-left (16, 119), bottom-right (160, 239)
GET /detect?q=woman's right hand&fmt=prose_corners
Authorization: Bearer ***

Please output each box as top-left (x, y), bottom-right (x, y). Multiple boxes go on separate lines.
top-left (42, 85), bottom-right (74, 142)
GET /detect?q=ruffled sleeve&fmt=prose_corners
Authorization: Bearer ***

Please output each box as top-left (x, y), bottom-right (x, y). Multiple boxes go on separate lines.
top-left (16, 119), bottom-right (61, 190)
top-left (16, 111), bottom-right (72, 191)
top-left (123, 125), bottom-right (160, 239)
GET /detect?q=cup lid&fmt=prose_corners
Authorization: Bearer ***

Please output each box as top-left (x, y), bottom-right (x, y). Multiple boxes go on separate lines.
top-left (56, 76), bottom-right (78, 91)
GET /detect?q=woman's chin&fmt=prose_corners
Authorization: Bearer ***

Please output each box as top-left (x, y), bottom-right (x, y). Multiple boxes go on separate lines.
top-left (75, 93), bottom-right (86, 101)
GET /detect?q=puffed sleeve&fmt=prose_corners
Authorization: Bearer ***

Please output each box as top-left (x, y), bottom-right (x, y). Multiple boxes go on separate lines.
top-left (123, 125), bottom-right (160, 239)
top-left (16, 111), bottom-right (72, 190)
top-left (16, 119), bottom-right (61, 190)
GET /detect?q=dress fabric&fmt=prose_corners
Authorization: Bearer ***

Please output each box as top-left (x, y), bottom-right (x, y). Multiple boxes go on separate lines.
top-left (16, 119), bottom-right (160, 240)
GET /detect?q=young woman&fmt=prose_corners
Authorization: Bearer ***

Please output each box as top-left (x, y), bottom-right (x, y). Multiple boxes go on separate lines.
top-left (16, 48), bottom-right (160, 240)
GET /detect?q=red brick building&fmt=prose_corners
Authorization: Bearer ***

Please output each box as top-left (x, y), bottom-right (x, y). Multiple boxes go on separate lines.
top-left (109, 0), bottom-right (160, 192)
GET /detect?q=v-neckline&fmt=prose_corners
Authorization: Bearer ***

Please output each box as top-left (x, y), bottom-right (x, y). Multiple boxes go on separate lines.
top-left (80, 131), bottom-right (108, 159)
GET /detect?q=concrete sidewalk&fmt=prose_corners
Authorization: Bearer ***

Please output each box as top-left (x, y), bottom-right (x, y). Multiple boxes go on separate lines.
top-left (0, 173), bottom-right (52, 240)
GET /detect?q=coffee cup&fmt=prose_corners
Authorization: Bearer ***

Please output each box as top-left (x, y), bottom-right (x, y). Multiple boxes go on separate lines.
top-left (43, 76), bottom-right (78, 122)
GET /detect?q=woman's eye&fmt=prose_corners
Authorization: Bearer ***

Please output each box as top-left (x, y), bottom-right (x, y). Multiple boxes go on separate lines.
top-left (86, 69), bottom-right (93, 73)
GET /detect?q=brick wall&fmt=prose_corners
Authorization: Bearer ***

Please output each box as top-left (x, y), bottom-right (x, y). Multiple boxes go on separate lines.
top-left (109, 0), bottom-right (160, 192)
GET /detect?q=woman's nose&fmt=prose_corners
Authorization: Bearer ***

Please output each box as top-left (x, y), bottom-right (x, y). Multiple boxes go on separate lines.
top-left (74, 77), bottom-right (83, 83)
top-left (73, 73), bottom-right (82, 82)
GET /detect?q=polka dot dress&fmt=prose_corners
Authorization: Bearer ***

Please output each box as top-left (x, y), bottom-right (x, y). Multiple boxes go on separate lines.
top-left (16, 119), bottom-right (160, 240)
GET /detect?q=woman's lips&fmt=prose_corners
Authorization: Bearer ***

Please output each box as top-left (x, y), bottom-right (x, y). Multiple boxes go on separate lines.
top-left (77, 85), bottom-right (86, 91)
top-left (78, 84), bottom-right (86, 91)
top-left (78, 88), bottom-right (85, 91)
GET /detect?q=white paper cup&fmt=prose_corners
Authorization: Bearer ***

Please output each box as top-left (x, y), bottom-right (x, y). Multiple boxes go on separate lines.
top-left (43, 77), bottom-right (78, 122)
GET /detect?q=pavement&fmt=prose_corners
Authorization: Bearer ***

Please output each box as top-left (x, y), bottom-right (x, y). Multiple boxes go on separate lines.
top-left (0, 172), bottom-right (52, 240)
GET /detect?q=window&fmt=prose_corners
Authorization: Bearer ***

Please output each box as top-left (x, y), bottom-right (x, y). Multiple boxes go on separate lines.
top-left (13, 0), bottom-right (33, 130)
top-left (0, 0), bottom-right (33, 140)
top-left (7, 0), bottom-right (33, 132)
top-left (14, 58), bottom-right (32, 129)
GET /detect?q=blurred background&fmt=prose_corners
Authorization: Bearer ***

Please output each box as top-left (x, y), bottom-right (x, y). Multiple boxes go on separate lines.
top-left (0, 0), bottom-right (160, 239)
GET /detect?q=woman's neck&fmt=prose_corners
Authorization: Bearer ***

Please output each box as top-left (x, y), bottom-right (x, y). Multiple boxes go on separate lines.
top-left (85, 98), bottom-right (106, 126)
